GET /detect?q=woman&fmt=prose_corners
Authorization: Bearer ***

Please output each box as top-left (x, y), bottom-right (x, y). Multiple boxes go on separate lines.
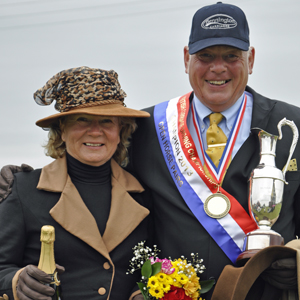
top-left (0, 67), bottom-right (150, 300)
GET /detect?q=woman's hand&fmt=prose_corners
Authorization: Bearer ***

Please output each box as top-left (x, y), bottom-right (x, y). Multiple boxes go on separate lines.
top-left (16, 264), bottom-right (64, 300)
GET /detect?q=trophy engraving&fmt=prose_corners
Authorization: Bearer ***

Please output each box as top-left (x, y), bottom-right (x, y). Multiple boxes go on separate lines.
top-left (236, 118), bottom-right (298, 265)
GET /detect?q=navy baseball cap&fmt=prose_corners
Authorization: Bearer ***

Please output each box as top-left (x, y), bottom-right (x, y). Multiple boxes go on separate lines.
top-left (188, 2), bottom-right (250, 54)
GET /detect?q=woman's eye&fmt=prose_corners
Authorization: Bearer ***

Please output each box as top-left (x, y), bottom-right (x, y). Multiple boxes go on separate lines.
top-left (77, 117), bottom-right (89, 122)
top-left (101, 119), bottom-right (112, 123)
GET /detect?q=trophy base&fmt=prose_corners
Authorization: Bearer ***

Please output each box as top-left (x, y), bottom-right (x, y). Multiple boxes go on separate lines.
top-left (235, 227), bottom-right (284, 267)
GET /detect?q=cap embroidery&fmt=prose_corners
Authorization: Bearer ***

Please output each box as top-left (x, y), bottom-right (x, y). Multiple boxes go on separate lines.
top-left (201, 14), bottom-right (237, 30)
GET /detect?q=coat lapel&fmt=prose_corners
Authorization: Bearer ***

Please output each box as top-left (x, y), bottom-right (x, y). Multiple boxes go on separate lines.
top-left (228, 86), bottom-right (277, 171)
top-left (37, 156), bottom-right (149, 258)
top-left (247, 86), bottom-right (276, 130)
top-left (223, 87), bottom-right (277, 193)
top-left (103, 160), bottom-right (149, 253)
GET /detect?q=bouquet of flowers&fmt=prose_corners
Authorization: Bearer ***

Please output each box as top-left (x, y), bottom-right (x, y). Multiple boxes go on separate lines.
top-left (127, 242), bottom-right (215, 300)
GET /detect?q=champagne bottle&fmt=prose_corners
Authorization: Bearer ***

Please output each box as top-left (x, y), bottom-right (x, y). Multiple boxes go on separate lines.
top-left (38, 225), bottom-right (62, 300)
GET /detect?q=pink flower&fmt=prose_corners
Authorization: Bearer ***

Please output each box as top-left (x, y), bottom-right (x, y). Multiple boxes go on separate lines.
top-left (149, 257), bottom-right (175, 275)
top-left (149, 257), bottom-right (157, 264)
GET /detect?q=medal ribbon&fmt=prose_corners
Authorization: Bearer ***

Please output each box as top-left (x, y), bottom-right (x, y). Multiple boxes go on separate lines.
top-left (154, 92), bottom-right (258, 263)
top-left (191, 93), bottom-right (246, 183)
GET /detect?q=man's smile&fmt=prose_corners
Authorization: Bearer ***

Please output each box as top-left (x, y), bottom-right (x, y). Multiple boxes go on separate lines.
top-left (207, 80), bottom-right (231, 86)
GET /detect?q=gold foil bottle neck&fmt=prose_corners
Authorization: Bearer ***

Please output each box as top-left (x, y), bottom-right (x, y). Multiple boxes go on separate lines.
top-left (40, 225), bottom-right (55, 243)
top-left (38, 225), bottom-right (56, 275)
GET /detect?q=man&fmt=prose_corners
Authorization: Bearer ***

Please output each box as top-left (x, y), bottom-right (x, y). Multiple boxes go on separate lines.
top-left (1, 2), bottom-right (300, 299)
top-left (126, 2), bottom-right (300, 299)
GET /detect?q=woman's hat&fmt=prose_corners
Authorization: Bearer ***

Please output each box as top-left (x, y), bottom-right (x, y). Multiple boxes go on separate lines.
top-left (34, 66), bottom-right (150, 128)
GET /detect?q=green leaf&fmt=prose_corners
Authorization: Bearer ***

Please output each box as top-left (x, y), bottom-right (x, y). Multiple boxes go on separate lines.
top-left (141, 259), bottom-right (152, 279)
top-left (151, 262), bottom-right (162, 276)
top-left (199, 279), bottom-right (216, 294)
top-left (137, 282), bottom-right (150, 300)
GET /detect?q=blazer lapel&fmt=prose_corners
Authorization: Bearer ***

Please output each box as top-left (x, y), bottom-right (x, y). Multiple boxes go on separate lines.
top-left (230, 87), bottom-right (277, 167)
top-left (37, 156), bottom-right (149, 257)
top-left (37, 156), bottom-right (111, 261)
top-left (224, 87), bottom-right (277, 187)
top-left (103, 160), bottom-right (149, 253)
top-left (247, 86), bottom-right (276, 130)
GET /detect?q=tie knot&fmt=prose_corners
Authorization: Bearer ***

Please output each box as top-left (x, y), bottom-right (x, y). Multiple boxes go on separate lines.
top-left (209, 113), bottom-right (223, 125)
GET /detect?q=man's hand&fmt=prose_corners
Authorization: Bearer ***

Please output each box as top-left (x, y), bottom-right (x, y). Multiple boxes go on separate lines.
top-left (0, 164), bottom-right (33, 202)
top-left (260, 257), bottom-right (297, 290)
top-left (17, 264), bottom-right (65, 300)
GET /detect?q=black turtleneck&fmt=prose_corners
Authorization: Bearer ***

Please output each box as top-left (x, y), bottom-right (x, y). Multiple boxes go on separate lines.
top-left (66, 152), bottom-right (112, 235)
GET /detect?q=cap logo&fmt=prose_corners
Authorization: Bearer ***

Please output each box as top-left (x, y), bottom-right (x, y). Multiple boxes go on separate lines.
top-left (201, 14), bottom-right (237, 30)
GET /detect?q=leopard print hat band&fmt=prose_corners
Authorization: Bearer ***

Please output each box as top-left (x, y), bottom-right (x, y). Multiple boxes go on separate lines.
top-left (34, 66), bottom-right (149, 127)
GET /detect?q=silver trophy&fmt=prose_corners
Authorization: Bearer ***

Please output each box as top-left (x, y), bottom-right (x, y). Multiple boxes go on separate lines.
top-left (236, 118), bottom-right (298, 265)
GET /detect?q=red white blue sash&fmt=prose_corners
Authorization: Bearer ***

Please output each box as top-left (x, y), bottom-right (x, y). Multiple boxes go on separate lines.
top-left (154, 92), bottom-right (258, 263)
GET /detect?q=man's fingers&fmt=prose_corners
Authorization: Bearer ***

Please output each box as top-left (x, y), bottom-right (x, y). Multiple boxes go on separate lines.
top-left (20, 164), bottom-right (34, 172)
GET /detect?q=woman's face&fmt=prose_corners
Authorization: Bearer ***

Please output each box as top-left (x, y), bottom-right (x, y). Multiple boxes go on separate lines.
top-left (61, 114), bottom-right (121, 166)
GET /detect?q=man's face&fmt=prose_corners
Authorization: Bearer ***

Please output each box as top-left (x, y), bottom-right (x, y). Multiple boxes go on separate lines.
top-left (184, 45), bottom-right (255, 112)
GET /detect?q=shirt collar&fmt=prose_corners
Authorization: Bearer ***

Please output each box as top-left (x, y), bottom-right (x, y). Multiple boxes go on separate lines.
top-left (192, 93), bottom-right (245, 132)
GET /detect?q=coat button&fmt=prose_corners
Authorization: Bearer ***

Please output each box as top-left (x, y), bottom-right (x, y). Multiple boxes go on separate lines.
top-left (98, 287), bottom-right (106, 295)
top-left (103, 262), bottom-right (110, 270)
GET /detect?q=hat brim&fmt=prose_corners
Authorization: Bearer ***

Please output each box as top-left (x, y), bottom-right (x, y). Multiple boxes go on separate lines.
top-left (36, 103), bottom-right (150, 128)
top-left (212, 241), bottom-right (300, 300)
top-left (189, 37), bottom-right (249, 54)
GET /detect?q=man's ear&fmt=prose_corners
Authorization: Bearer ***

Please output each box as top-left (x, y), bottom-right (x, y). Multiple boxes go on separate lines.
top-left (184, 46), bottom-right (190, 74)
top-left (248, 46), bottom-right (255, 75)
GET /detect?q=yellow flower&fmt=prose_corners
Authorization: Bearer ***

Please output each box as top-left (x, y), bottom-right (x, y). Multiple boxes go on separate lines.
top-left (156, 272), bottom-right (167, 282)
top-left (190, 273), bottom-right (200, 286)
top-left (161, 281), bottom-right (171, 293)
top-left (184, 273), bottom-right (200, 296)
top-left (170, 262), bottom-right (179, 274)
top-left (173, 259), bottom-right (187, 272)
top-left (165, 275), bottom-right (173, 285)
top-left (172, 273), bottom-right (183, 288)
top-left (147, 276), bottom-right (159, 289)
top-left (186, 265), bottom-right (196, 276)
top-left (184, 282), bottom-right (198, 296)
top-left (178, 273), bottom-right (189, 285)
top-left (192, 293), bottom-right (200, 300)
top-left (148, 285), bottom-right (164, 299)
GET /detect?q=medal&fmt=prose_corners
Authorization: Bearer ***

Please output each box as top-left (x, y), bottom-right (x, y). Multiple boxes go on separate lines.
top-left (204, 191), bottom-right (231, 219)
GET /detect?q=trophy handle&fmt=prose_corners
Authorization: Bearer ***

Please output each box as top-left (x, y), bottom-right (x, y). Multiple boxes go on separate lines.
top-left (277, 118), bottom-right (299, 180)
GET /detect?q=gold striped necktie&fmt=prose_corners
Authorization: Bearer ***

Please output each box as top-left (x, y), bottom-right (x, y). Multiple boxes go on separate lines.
top-left (206, 113), bottom-right (227, 167)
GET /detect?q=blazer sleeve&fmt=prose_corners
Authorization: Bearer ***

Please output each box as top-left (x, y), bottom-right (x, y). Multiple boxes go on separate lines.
top-left (0, 175), bottom-right (27, 299)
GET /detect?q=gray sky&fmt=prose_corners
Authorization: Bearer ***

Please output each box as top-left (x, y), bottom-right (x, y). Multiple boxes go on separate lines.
top-left (1, 0), bottom-right (300, 169)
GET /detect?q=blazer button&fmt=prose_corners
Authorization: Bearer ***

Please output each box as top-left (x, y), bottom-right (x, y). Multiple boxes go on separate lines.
top-left (103, 262), bottom-right (110, 270)
top-left (98, 287), bottom-right (106, 295)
